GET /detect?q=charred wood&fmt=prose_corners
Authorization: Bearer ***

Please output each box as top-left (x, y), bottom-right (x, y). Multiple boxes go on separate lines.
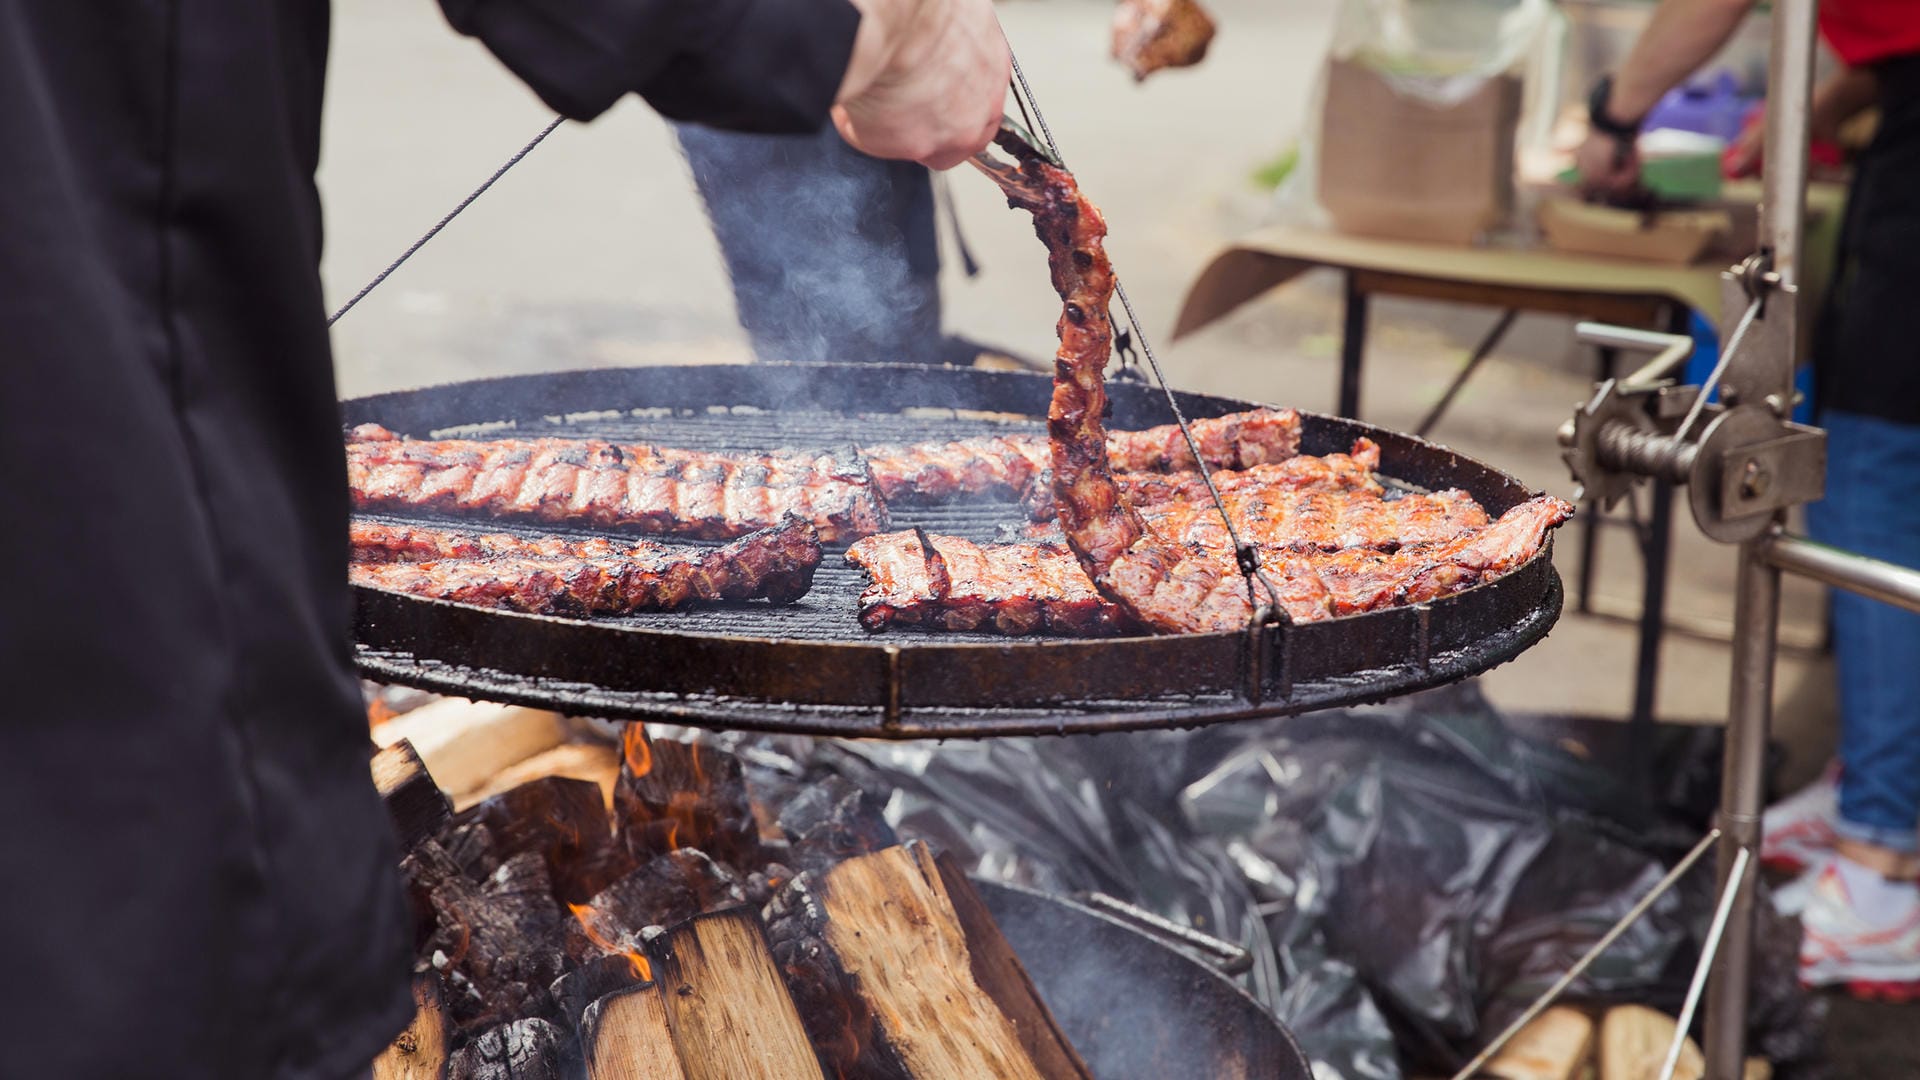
top-left (406, 842), bottom-right (569, 1030)
top-left (774, 775), bottom-right (896, 875)
top-left (461, 776), bottom-right (620, 905)
top-left (373, 739), bottom-right (453, 852)
top-left (447, 1018), bottom-right (567, 1080)
top-left (549, 955), bottom-right (648, 1037)
top-left (580, 984), bottom-right (688, 1080)
top-left (578, 849), bottom-right (745, 955)
top-left (614, 729), bottom-right (762, 869)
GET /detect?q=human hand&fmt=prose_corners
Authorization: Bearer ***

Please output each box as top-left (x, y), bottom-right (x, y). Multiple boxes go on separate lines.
top-left (1574, 131), bottom-right (1642, 197)
top-left (834, 0), bottom-right (1011, 170)
top-left (1725, 116), bottom-right (1764, 179)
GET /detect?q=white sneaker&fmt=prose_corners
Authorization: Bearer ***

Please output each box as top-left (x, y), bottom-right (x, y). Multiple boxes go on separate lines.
top-left (1799, 862), bottom-right (1920, 997)
top-left (1761, 765), bottom-right (1840, 874)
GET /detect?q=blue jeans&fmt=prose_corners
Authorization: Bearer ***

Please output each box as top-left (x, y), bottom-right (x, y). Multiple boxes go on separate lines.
top-left (1809, 409), bottom-right (1920, 853)
top-left (675, 122), bottom-right (944, 364)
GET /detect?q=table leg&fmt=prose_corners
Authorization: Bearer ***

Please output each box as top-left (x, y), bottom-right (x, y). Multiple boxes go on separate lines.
top-left (1576, 346), bottom-right (1621, 615)
top-left (1415, 308), bottom-right (1520, 438)
top-left (1339, 271), bottom-right (1368, 419)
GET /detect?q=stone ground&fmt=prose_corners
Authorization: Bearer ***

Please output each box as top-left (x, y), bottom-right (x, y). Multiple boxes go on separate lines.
top-left (320, 0), bottom-right (1901, 1071)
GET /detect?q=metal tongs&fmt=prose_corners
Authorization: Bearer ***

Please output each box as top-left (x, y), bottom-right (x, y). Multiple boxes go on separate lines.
top-left (967, 115), bottom-right (1063, 202)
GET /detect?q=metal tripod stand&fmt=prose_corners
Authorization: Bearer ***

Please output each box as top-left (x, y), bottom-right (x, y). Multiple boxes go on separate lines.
top-left (1455, 1), bottom-right (1920, 1076)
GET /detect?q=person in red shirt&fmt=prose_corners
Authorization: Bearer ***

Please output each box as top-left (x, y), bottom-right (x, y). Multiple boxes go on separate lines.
top-left (1578, 0), bottom-right (1920, 994)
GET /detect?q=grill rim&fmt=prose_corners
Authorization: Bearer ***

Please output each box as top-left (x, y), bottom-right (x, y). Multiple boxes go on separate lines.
top-left (344, 363), bottom-right (1564, 736)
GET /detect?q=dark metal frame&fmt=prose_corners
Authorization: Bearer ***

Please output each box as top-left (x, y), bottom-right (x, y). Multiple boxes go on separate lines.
top-left (346, 363), bottom-right (1564, 738)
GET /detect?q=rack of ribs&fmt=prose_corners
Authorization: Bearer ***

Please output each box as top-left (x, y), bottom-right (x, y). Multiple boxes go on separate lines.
top-left (1021, 437), bottom-right (1385, 521)
top-left (860, 406), bottom-right (1301, 504)
top-left (850, 495), bottom-right (1570, 635)
top-left (845, 531), bottom-right (1129, 635)
top-left (348, 519), bottom-right (822, 614)
top-left (345, 425), bottom-right (885, 542)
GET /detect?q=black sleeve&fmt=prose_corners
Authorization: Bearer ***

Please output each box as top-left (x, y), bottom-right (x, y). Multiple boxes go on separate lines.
top-left (437, 0), bottom-right (862, 133)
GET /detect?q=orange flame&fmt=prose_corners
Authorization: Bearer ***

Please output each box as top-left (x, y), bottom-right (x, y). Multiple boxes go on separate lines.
top-left (621, 724), bottom-right (653, 777)
top-left (567, 902), bottom-right (652, 982)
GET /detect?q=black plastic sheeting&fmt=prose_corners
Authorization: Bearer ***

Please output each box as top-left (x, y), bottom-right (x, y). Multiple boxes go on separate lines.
top-left (703, 681), bottom-right (1827, 1079)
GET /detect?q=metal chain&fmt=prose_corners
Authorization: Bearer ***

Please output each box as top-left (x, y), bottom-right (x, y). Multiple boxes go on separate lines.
top-left (327, 115), bottom-right (566, 327)
top-left (1005, 52), bottom-right (1287, 622)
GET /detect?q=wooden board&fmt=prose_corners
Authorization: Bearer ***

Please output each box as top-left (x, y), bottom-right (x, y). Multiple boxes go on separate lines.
top-left (371, 739), bottom-right (451, 850)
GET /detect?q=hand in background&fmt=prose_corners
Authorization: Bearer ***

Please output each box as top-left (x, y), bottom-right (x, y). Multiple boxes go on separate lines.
top-left (1574, 132), bottom-right (1643, 197)
top-left (834, 0), bottom-right (1011, 170)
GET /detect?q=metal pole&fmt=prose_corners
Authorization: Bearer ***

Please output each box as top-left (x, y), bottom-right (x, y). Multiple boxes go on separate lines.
top-left (1758, 0), bottom-right (1816, 294)
top-left (1659, 846), bottom-right (1753, 1080)
top-left (1763, 533), bottom-right (1920, 614)
top-left (1340, 272), bottom-right (1368, 419)
top-left (1449, 830), bottom-right (1721, 1080)
top-left (1702, 542), bottom-right (1780, 1078)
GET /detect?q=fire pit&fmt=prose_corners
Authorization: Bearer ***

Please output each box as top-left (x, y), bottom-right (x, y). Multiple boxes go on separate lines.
top-left (347, 362), bottom-right (1563, 737)
top-left (372, 724), bottom-right (1311, 1079)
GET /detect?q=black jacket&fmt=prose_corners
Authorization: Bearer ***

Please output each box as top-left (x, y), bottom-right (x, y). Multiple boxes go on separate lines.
top-left (0, 2), bottom-right (855, 1077)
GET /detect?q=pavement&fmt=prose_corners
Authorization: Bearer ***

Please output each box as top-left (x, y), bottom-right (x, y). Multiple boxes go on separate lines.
top-left (317, 0), bottom-right (1914, 1072)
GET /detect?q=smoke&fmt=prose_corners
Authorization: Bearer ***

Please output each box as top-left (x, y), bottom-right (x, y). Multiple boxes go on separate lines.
top-left (675, 122), bottom-right (947, 366)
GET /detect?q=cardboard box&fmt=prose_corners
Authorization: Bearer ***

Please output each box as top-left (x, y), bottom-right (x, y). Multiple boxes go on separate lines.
top-left (1318, 59), bottom-right (1522, 245)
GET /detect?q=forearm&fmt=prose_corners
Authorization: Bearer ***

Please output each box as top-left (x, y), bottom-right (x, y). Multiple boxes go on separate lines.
top-left (1608, 0), bottom-right (1759, 120)
top-left (1812, 64), bottom-right (1880, 141)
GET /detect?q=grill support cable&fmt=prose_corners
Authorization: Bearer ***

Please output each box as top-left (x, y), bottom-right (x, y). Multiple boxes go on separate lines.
top-left (1003, 51), bottom-right (1287, 627)
top-left (327, 115), bottom-right (566, 327)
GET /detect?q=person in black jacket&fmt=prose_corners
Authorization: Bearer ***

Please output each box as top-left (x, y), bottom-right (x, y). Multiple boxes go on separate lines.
top-left (0, 2), bottom-right (1007, 1077)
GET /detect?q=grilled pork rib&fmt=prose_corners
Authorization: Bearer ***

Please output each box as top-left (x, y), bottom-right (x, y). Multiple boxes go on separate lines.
top-left (976, 130), bottom-right (1259, 634)
top-left (1021, 437), bottom-right (1385, 521)
top-left (348, 519), bottom-right (822, 614)
top-left (858, 406), bottom-right (1302, 504)
top-left (846, 532), bottom-right (1128, 635)
top-left (1112, 0), bottom-right (1218, 81)
top-left (345, 425), bottom-right (885, 543)
top-left (849, 495), bottom-right (1572, 635)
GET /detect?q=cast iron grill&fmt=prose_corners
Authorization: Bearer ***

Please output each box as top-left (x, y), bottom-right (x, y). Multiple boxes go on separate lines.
top-left (347, 363), bottom-right (1563, 736)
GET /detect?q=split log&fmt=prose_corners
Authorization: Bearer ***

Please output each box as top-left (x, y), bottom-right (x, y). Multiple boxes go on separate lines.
top-left (649, 908), bottom-right (827, 1080)
top-left (373, 972), bottom-right (452, 1080)
top-left (800, 842), bottom-right (1070, 1080)
top-left (1597, 1005), bottom-right (1772, 1080)
top-left (614, 728), bottom-right (762, 869)
top-left (460, 742), bottom-right (621, 811)
top-left (448, 1017), bottom-right (566, 1080)
top-left (550, 955), bottom-right (649, 1036)
top-left (929, 851), bottom-right (1093, 1080)
top-left (1482, 1005), bottom-right (1592, 1080)
top-left (373, 739), bottom-right (452, 852)
top-left (376, 698), bottom-right (568, 800)
top-left (581, 984), bottom-right (688, 1080)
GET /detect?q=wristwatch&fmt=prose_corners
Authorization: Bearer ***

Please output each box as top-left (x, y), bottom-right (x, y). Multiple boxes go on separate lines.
top-left (1588, 74), bottom-right (1644, 141)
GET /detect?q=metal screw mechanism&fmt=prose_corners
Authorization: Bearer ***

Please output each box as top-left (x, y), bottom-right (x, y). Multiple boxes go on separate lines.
top-left (1740, 459), bottom-right (1772, 499)
top-left (1594, 421), bottom-right (1697, 484)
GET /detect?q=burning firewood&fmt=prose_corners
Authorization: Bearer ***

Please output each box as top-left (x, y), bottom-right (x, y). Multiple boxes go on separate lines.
top-left (448, 1017), bottom-right (567, 1080)
top-left (580, 984), bottom-right (687, 1080)
top-left (614, 727), bottom-right (762, 869)
top-left (650, 909), bottom-right (827, 1080)
top-left (464, 776), bottom-right (621, 904)
top-left (372, 973), bottom-right (452, 1080)
top-left (372, 738), bottom-right (452, 852)
top-left (770, 841), bottom-right (1090, 1080)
